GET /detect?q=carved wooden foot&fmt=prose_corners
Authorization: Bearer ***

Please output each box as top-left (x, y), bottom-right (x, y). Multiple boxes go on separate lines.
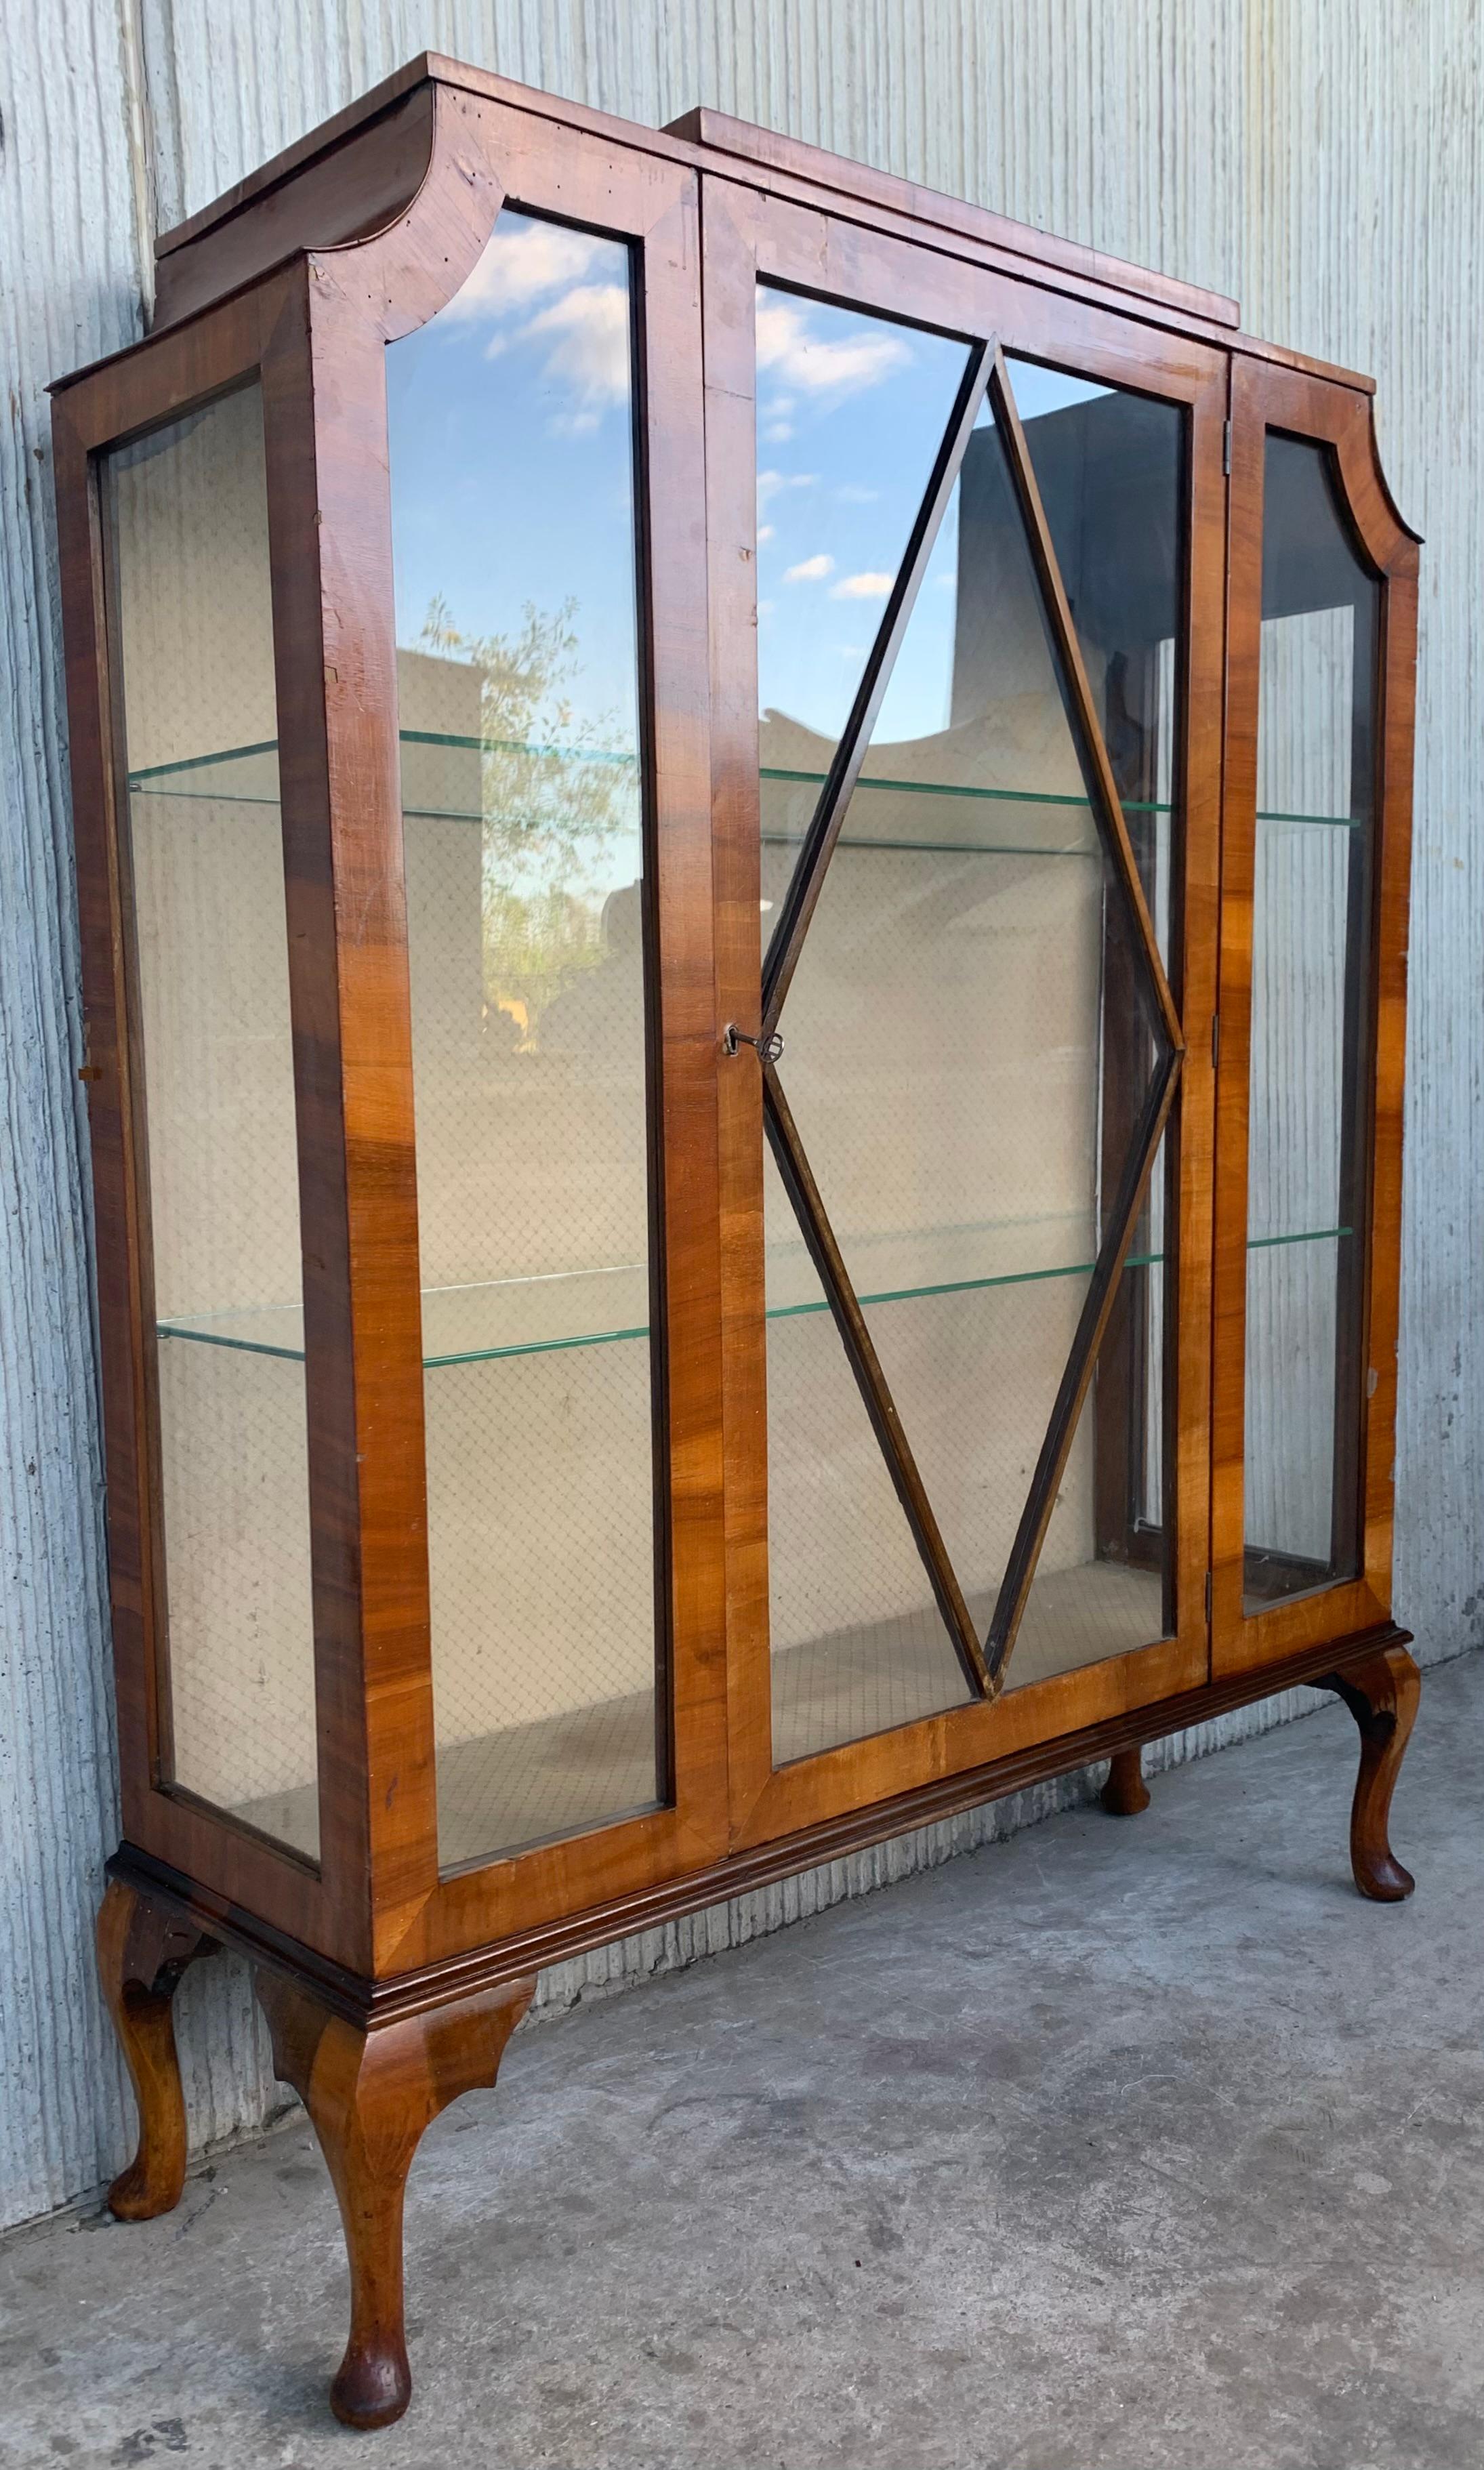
top-left (255, 1969), bottom-right (535, 2429)
top-left (1101, 1745), bottom-right (1150, 1817)
top-left (96, 1874), bottom-right (218, 2221)
top-left (1319, 1643), bottom-right (1421, 1901)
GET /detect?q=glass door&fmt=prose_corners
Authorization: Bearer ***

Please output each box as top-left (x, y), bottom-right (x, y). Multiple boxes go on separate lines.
top-left (1212, 361), bottom-right (1420, 1676)
top-left (704, 182), bottom-right (1227, 1840)
top-left (374, 146), bottom-right (730, 1949)
top-left (384, 206), bottom-right (664, 1872)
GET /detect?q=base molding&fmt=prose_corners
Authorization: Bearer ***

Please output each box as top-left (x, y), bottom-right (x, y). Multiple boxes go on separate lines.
top-left (108, 1618), bottom-right (1414, 2024)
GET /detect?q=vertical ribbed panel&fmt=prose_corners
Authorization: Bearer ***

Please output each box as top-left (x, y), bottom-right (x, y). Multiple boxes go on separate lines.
top-left (0, 0), bottom-right (152, 2233)
top-left (3, 0), bottom-right (1481, 2225)
top-left (0, 0), bottom-right (287, 2233)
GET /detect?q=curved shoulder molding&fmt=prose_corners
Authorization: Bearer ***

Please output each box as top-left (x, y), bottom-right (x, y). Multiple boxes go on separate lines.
top-left (152, 82), bottom-right (440, 333)
top-left (1235, 354), bottom-right (1420, 577)
top-left (304, 82), bottom-right (694, 348)
top-left (1363, 400), bottom-right (1424, 553)
top-left (1332, 393), bottom-right (1422, 576)
top-left (159, 80), bottom-right (697, 363)
top-left (152, 68), bottom-right (697, 349)
top-left (309, 83), bottom-right (506, 345)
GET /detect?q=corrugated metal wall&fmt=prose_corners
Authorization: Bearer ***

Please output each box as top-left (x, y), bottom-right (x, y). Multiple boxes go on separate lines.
top-left (3, 0), bottom-right (1481, 2227)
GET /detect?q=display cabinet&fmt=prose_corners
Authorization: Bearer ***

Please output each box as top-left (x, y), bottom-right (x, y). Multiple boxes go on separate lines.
top-left (52, 56), bottom-right (1421, 2427)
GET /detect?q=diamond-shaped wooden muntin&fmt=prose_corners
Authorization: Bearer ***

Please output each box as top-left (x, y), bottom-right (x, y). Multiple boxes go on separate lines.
top-left (755, 339), bottom-right (1184, 1697)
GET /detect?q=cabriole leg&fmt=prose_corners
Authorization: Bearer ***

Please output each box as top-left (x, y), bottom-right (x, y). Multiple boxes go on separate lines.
top-left (95, 1874), bottom-right (218, 2221)
top-left (254, 1969), bottom-right (535, 2429)
top-left (1320, 1644), bottom-right (1421, 1901)
top-left (1101, 1745), bottom-right (1150, 1817)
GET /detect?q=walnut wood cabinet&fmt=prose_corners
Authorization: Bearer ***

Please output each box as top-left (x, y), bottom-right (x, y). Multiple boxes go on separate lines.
top-left (51, 56), bottom-right (1422, 2429)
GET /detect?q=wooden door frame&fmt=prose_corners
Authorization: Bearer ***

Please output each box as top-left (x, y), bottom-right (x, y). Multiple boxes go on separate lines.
top-left (701, 174), bottom-right (1227, 1850)
top-left (1211, 358), bottom-right (1420, 1679)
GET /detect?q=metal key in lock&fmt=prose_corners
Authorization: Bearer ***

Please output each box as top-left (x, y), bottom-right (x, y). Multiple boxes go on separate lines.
top-left (722, 1024), bottom-right (785, 1064)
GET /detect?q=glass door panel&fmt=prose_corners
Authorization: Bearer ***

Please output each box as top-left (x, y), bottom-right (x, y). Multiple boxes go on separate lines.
top-left (754, 297), bottom-right (1182, 1764)
top-left (1243, 436), bottom-right (1378, 1609)
top-left (764, 1148), bottom-right (972, 1763)
top-left (104, 386), bottom-right (319, 1861)
top-left (1010, 359), bottom-right (1184, 1683)
top-left (756, 283), bottom-right (974, 905)
top-left (756, 293), bottom-right (984, 1753)
top-left (386, 207), bottom-right (661, 1869)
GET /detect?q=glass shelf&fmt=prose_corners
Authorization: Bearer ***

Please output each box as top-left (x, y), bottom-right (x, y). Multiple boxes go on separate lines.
top-left (126, 732), bottom-right (634, 791)
top-left (127, 741), bottom-right (282, 799)
top-left (157, 1265), bottom-right (653, 1370)
top-left (1254, 806), bottom-right (1361, 829)
top-left (127, 735), bottom-right (1357, 836)
top-left (157, 1221), bottom-right (1351, 1368)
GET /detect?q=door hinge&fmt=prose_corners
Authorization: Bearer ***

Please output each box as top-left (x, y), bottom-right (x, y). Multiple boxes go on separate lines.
top-left (1210, 1010), bottom-right (1220, 1072)
top-left (1222, 419), bottom-right (1233, 476)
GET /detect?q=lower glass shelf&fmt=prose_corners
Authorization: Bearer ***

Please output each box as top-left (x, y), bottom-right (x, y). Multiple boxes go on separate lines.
top-left (154, 1220), bottom-right (1346, 1367)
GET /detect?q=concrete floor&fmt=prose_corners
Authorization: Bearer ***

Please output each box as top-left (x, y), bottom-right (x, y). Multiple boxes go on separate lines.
top-left (4, 1654), bottom-right (1483, 2470)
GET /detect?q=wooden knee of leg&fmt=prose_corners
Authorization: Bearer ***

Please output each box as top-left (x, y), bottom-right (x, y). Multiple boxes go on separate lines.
top-left (255, 1969), bottom-right (535, 2429)
top-left (1320, 1642), bottom-right (1421, 1901)
top-left (96, 1874), bottom-right (218, 2221)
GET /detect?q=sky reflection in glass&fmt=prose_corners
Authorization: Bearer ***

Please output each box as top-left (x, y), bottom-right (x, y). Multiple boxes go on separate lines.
top-left (386, 209), bottom-right (641, 752)
top-left (754, 288), bottom-right (1110, 747)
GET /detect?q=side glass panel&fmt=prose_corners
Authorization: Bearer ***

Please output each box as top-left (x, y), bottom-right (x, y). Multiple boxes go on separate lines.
top-left (756, 309), bottom-right (1180, 1765)
top-left (104, 385), bottom-right (318, 1859)
top-left (1243, 435), bottom-right (1378, 1608)
top-left (386, 208), bottom-right (659, 1868)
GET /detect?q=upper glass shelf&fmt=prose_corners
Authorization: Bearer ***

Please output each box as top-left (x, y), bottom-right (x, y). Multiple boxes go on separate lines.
top-left (127, 741), bottom-right (283, 800)
top-left (157, 1218), bottom-right (1351, 1369)
top-left (763, 1209), bottom-right (1152, 1319)
top-left (125, 735), bottom-right (1357, 834)
top-left (762, 768), bottom-right (1107, 861)
top-left (1254, 804), bottom-right (1361, 829)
